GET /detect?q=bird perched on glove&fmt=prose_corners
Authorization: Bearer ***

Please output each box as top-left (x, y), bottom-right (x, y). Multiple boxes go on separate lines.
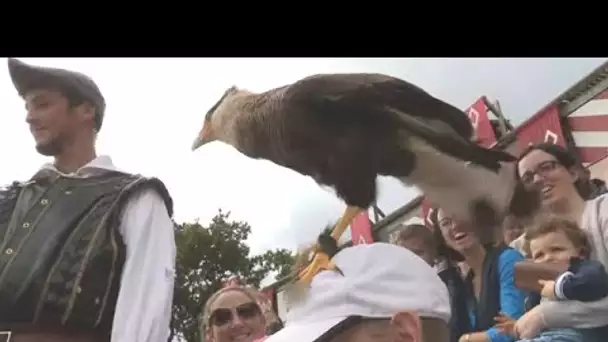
top-left (191, 73), bottom-right (537, 284)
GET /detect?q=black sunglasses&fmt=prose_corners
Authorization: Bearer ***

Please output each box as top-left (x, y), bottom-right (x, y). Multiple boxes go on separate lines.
top-left (209, 302), bottom-right (261, 327)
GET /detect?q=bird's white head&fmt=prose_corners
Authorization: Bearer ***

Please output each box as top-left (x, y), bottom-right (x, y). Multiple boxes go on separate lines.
top-left (191, 86), bottom-right (241, 151)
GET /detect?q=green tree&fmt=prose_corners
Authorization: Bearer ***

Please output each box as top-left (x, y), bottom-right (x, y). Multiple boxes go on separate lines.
top-left (170, 209), bottom-right (295, 342)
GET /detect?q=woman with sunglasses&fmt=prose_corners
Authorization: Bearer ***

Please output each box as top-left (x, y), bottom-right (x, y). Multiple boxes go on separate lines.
top-left (512, 143), bottom-right (608, 339)
top-left (202, 286), bottom-right (268, 342)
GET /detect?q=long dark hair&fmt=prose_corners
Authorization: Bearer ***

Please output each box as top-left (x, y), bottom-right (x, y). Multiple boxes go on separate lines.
top-left (430, 206), bottom-right (506, 263)
top-left (429, 208), bottom-right (473, 342)
top-left (516, 143), bottom-right (591, 199)
top-left (429, 208), bottom-right (465, 263)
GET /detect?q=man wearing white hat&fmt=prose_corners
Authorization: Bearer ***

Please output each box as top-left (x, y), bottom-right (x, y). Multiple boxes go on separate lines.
top-left (268, 243), bottom-right (451, 342)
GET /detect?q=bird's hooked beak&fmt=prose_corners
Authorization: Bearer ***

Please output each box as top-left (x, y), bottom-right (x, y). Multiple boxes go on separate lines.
top-left (191, 123), bottom-right (214, 151)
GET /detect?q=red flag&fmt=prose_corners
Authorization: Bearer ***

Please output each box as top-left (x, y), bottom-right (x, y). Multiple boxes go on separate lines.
top-left (466, 96), bottom-right (497, 148)
top-left (516, 104), bottom-right (565, 151)
top-left (351, 211), bottom-right (373, 245)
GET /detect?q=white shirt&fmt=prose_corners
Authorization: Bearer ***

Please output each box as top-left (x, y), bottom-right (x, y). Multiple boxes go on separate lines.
top-left (36, 155), bottom-right (176, 342)
top-left (509, 234), bottom-right (528, 257)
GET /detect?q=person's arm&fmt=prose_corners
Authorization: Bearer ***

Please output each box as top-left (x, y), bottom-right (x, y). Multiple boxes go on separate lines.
top-left (111, 189), bottom-right (176, 342)
top-left (554, 259), bottom-right (608, 302)
top-left (486, 249), bottom-right (526, 342)
top-left (537, 296), bottom-right (608, 329)
top-left (525, 293), bottom-right (541, 312)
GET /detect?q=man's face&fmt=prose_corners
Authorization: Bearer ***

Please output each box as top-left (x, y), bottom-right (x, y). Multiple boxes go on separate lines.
top-left (329, 314), bottom-right (426, 342)
top-left (24, 89), bottom-right (86, 156)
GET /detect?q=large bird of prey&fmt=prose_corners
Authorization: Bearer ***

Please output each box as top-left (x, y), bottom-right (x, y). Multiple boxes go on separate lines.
top-left (192, 73), bottom-right (523, 284)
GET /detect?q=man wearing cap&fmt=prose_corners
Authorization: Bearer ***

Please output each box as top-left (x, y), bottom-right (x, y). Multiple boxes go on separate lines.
top-left (0, 59), bottom-right (176, 342)
top-left (268, 243), bottom-right (451, 342)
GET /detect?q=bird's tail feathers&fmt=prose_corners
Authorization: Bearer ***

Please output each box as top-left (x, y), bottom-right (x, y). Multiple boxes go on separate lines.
top-left (402, 137), bottom-right (517, 231)
top-left (387, 107), bottom-right (515, 171)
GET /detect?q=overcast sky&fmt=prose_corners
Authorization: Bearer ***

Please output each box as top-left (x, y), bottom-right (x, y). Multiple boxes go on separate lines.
top-left (0, 58), bottom-right (605, 256)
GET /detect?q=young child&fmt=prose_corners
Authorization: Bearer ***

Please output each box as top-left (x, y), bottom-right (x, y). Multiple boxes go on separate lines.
top-left (393, 223), bottom-right (437, 266)
top-left (503, 214), bottom-right (525, 246)
top-left (503, 215), bottom-right (528, 257)
top-left (495, 216), bottom-right (608, 342)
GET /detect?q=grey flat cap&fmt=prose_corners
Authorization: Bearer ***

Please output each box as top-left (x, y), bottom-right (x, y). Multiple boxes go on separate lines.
top-left (7, 58), bottom-right (106, 131)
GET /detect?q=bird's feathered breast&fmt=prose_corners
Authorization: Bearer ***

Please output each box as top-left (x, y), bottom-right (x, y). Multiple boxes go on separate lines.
top-left (211, 73), bottom-right (488, 199)
top-left (217, 86), bottom-right (299, 162)
top-left (225, 83), bottom-right (377, 177)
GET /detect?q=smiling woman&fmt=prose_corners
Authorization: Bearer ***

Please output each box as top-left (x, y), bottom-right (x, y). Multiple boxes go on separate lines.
top-left (202, 286), bottom-right (270, 342)
top-left (513, 143), bottom-right (608, 337)
top-left (516, 143), bottom-right (592, 213)
top-left (433, 209), bottom-right (526, 342)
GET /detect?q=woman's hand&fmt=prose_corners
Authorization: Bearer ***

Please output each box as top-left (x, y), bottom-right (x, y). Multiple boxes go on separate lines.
top-left (458, 334), bottom-right (470, 342)
top-left (458, 332), bottom-right (490, 342)
top-left (513, 305), bottom-right (546, 339)
top-left (494, 312), bottom-right (517, 338)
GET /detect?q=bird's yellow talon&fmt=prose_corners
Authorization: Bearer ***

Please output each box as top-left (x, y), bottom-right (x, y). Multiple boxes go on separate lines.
top-left (298, 252), bottom-right (337, 284)
top-left (295, 206), bottom-right (364, 284)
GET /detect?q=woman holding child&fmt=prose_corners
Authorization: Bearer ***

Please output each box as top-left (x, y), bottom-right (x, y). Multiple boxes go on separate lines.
top-left (508, 143), bottom-right (608, 340)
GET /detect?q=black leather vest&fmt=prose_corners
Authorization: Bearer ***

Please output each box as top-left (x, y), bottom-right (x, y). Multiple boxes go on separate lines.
top-left (0, 170), bottom-right (173, 335)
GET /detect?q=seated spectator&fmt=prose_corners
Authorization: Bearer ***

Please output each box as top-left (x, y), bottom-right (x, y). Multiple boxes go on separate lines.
top-left (265, 243), bottom-right (451, 342)
top-left (588, 178), bottom-right (608, 198)
top-left (508, 234), bottom-right (529, 259)
top-left (503, 215), bottom-right (529, 258)
top-left (394, 218), bottom-right (469, 342)
top-left (513, 142), bottom-right (608, 338)
top-left (495, 216), bottom-right (608, 342)
top-left (393, 223), bottom-right (437, 266)
top-left (502, 215), bottom-right (524, 247)
top-left (571, 161), bottom-right (608, 199)
top-left (428, 209), bottom-right (471, 342)
top-left (433, 208), bottom-right (526, 342)
top-left (201, 286), bottom-right (269, 342)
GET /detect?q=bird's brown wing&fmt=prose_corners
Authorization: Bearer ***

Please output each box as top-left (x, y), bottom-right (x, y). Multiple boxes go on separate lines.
top-left (283, 73), bottom-right (514, 171)
top-left (284, 73), bottom-right (474, 139)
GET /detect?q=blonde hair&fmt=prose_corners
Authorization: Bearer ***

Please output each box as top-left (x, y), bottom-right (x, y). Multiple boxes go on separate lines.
top-left (200, 286), bottom-right (263, 334)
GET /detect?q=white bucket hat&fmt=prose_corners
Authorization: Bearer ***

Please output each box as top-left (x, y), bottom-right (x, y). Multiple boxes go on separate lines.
top-left (266, 243), bottom-right (451, 342)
